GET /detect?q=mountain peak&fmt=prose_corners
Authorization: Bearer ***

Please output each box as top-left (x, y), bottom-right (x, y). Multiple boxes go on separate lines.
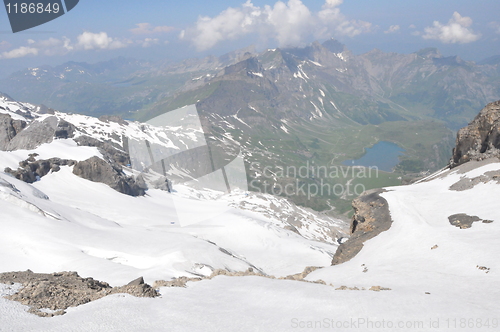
top-left (322, 38), bottom-right (345, 54)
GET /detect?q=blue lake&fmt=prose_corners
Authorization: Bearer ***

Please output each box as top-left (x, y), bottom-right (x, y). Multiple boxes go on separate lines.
top-left (342, 141), bottom-right (405, 172)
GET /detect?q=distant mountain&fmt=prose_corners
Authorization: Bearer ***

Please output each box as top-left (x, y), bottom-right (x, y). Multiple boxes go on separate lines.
top-left (1, 41), bottom-right (498, 214)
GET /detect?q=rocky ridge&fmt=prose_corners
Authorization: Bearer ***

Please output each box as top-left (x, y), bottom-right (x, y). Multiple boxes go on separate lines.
top-left (0, 271), bottom-right (158, 317)
top-left (0, 94), bottom-right (168, 196)
top-left (451, 100), bottom-right (500, 167)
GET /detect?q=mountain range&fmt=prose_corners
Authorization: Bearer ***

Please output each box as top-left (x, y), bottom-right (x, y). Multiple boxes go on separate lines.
top-left (1, 40), bottom-right (499, 216)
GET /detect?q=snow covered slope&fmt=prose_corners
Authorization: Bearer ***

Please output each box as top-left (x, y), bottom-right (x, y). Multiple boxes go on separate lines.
top-left (2, 156), bottom-right (498, 332)
top-left (0, 94), bottom-right (346, 287)
top-left (3, 93), bottom-right (499, 331)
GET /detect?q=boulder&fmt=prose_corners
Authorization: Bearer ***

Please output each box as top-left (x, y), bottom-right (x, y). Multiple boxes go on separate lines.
top-left (0, 114), bottom-right (26, 150)
top-left (74, 136), bottom-right (130, 167)
top-left (73, 156), bottom-right (146, 196)
top-left (5, 157), bottom-right (76, 183)
top-left (331, 189), bottom-right (393, 265)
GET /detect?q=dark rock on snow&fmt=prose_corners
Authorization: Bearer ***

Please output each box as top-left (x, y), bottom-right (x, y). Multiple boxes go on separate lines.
top-left (73, 156), bottom-right (146, 196)
top-left (331, 189), bottom-right (393, 265)
top-left (0, 270), bottom-right (157, 317)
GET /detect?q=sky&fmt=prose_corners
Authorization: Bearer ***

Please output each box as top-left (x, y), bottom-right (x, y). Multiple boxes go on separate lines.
top-left (0, 0), bottom-right (499, 77)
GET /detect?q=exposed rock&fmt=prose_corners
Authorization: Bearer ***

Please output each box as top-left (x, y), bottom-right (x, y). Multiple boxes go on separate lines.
top-left (0, 115), bottom-right (78, 151)
top-left (36, 104), bottom-right (55, 115)
top-left (449, 170), bottom-right (500, 191)
top-left (98, 115), bottom-right (128, 126)
top-left (279, 266), bottom-right (321, 281)
top-left (153, 266), bottom-right (330, 290)
top-left (0, 114), bottom-right (26, 150)
top-left (54, 119), bottom-right (76, 139)
top-left (451, 100), bottom-right (500, 167)
top-left (7, 116), bottom-right (58, 150)
top-left (4, 157), bottom-right (76, 183)
top-left (448, 213), bottom-right (490, 229)
top-left (74, 136), bottom-right (130, 167)
top-left (73, 156), bottom-right (146, 196)
top-left (0, 271), bottom-right (158, 317)
top-left (477, 265), bottom-right (490, 273)
top-left (335, 285), bottom-right (363, 290)
top-left (331, 189), bottom-right (393, 265)
top-left (149, 176), bottom-right (172, 192)
top-left (126, 277), bottom-right (144, 286)
top-left (369, 286), bottom-right (391, 291)
top-left (153, 276), bottom-right (203, 289)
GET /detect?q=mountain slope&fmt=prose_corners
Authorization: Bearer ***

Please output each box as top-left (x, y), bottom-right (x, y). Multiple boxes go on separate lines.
top-left (0, 94), bottom-right (347, 286)
top-left (1, 102), bottom-right (500, 331)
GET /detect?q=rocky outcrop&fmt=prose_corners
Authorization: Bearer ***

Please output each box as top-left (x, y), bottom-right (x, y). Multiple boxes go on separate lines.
top-left (54, 119), bottom-right (76, 139)
top-left (98, 114), bottom-right (128, 126)
top-left (331, 189), bottom-right (393, 265)
top-left (0, 114), bottom-right (76, 151)
top-left (0, 270), bottom-right (158, 317)
top-left (73, 156), bottom-right (146, 196)
top-left (4, 153), bottom-right (146, 197)
top-left (74, 135), bottom-right (130, 167)
top-left (451, 100), bottom-right (500, 167)
top-left (4, 155), bottom-right (76, 183)
top-left (0, 114), bottom-right (26, 150)
top-left (448, 213), bottom-right (493, 229)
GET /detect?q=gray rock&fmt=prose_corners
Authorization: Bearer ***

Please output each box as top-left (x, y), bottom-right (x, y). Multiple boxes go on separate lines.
top-left (0, 270), bottom-right (158, 317)
top-left (331, 189), bottom-right (393, 265)
top-left (73, 156), bottom-right (145, 196)
top-left (451, 100), bottom-right (500, 167)
top-left (449, 170), bottom-right (500, 191)
top-left (54, 119), bottom-right (76, 139)
top-left (1, 115), bottom-right (76, 151)
top-left (126, 277), bottom-right (144, 286)
top-left (98, 115), bottom-right (128, 126)
top-left (0, 114), bottom-right (26, 150)
top-left (5, 157), bottom-right (76, 184)
top-left (448, 213), bottom-right (491, 229)
top-left (7, 116), bottom-right (58, 150)
top-left (74, 136), bottom-right (130, 167)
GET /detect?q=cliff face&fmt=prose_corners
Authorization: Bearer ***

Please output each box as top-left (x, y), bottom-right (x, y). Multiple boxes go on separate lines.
top-left (331, 189), bottom-right (393, 265)
top-left (451, 100), bottom-right (500, 167)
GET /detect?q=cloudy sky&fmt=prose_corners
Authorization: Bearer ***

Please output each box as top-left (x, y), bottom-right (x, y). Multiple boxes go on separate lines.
top-left (0, 0), bottom-right (499, 76)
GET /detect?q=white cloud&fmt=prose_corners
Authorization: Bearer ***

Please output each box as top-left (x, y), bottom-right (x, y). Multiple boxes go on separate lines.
top-left (384, 25), bottom-right (400, 34)
top-left (130, 23), bottom-right (175, 35)
top-left (422, 12), bottom-right (481, 44)
top-left (0, 32), bottom-right (133, 60)
top-left (408, 24), bottom-right (417, 29)
top-left (181, 0), bottom-right (372, 51)
top-left (0, 46), bottom-right (38, 59)
top-left (317, 0), bottom-right (371, 38)
top-left (76, 32), bottom-right (128, 50)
